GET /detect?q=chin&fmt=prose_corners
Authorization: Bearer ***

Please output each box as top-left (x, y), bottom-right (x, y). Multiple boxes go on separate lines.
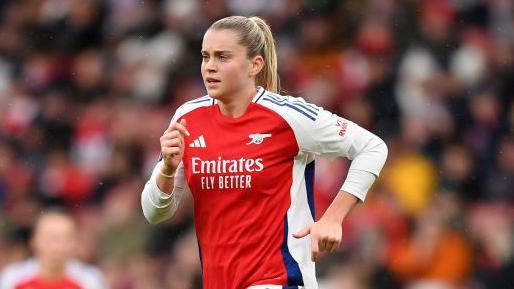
top-left (206, 88), bottom-right (222, 99)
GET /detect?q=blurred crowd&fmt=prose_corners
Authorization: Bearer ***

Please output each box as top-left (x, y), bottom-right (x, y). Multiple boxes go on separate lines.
top-left (0, 0), bottom-right (512, 289)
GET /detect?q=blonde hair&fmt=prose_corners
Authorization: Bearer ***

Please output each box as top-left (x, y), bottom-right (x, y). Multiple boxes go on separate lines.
top-left (209, 16), bottom-right (280, 93)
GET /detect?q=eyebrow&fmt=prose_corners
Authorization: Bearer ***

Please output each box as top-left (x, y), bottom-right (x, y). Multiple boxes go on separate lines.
top-left (201, 50), bottom-right (233, 55)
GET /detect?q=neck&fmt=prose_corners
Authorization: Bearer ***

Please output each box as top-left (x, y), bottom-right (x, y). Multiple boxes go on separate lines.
top-left (218, 86), bottom-right (258, 118)
top-left (39, 261), bottom-right (65, 281)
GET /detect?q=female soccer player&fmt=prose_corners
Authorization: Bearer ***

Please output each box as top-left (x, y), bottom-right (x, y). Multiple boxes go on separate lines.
top-left (141, 16), bottom-right (387, 289)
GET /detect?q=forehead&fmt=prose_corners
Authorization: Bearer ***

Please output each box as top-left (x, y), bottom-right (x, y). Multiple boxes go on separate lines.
top-left (35, 214), bottom-right (75, 234)
top-left (202, 29), bottom-right (244, 53)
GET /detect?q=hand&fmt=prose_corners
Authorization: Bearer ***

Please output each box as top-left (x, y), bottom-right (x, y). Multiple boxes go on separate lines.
top-left (292, 218), bottom-right (342, 262)
top-left (160, 119), bottom-right (189, 174)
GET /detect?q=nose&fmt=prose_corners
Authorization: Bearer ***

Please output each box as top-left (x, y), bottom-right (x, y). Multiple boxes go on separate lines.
top-left (204, 58), bottom-right (217, 73)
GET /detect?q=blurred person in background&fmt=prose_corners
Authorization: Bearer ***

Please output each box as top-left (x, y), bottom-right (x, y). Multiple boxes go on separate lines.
top-left (387, 195), bottom-right (473, 288)
top-left (0, 208), bottom-right (108, 289)
top-left (141, 15), bottom-right (387, 289)
top-left (468, 203), bottom-right (514, 289)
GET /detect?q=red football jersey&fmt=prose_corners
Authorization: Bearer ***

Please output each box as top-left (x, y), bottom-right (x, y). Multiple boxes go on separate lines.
top-left (0, 259), bottom-right (107, 289)
top-left (142, 87), bottom-right (387, 289)
top-left (15, 277), bottom-right (83, 289)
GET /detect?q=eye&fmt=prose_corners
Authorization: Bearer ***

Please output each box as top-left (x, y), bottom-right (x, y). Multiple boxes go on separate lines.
top-left (219, 54), bottom-right (228, 61)
top-left (201, 54), bottom-right (209, 61)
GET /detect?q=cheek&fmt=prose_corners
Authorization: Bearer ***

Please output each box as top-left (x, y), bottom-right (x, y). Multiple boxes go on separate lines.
top-left (225, 61), bottom-right (249, 82)
top-left (200, 62), bottom-right (207, 75)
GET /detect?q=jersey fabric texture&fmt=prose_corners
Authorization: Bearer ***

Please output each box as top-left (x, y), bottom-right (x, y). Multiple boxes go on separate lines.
top-left (0, 259), bottom-right (108, 289)
top-left (141, 87), bottom-right (388, 289)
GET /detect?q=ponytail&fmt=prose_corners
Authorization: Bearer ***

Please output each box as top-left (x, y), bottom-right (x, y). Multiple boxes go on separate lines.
top-left (209, 16), bottom-right (280, 93)
top-left (248, 17), bottom-right (280, 93)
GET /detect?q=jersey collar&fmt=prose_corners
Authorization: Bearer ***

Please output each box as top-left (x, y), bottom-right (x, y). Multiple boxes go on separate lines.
top-left (251, 86), bottom-right (266, 103)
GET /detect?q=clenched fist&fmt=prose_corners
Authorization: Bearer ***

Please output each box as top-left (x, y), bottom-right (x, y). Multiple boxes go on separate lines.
top-left (160, 119), bottom-right (189, 175)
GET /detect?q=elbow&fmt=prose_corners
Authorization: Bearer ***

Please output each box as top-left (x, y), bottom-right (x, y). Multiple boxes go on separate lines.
top-left (375, 136), bottom-right (388, 167)
top-left (364, 135), bottom-right (388, 173)
top-left (142, 209), bottom-right (156, 224)
top-left (142, 208), bottom-right (156, 224)
top-left (146, 216), bottom-right (163, 225)
top-left (142, 209), bottom-right (168, 225)
top-left (141, 191), bottom-right (170, 225)
top-left (379, 137), bottom-right (388, 160)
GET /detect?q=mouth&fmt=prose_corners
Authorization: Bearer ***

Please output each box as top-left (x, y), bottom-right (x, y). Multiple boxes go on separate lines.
top-left (206, 77), bottom-right (221, 84)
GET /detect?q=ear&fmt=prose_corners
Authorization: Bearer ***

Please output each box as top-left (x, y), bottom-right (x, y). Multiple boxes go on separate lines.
top-left (249, 55), bottom-right (264, 77)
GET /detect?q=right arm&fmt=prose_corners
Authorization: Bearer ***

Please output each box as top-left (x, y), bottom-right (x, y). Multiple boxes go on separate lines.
top-left (141, 119), bottom-right (190, 224)
top-left (141, 161), bottom-right (189, 224)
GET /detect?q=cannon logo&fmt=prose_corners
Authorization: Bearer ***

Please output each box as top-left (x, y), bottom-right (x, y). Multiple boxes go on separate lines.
top-left (247, 133), bottom-right (272, 145)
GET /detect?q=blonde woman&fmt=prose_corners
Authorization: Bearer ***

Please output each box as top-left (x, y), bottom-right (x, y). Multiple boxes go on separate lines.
top-left (141, 16), bottom-right (388, 289)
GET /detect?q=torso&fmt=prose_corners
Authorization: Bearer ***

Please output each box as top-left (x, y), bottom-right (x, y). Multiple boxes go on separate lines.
top-left (181, 102), bottom-right (300, 288)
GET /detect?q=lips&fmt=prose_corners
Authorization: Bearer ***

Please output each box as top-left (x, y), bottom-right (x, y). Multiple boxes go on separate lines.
top-left (206, 77), bottom-right (221, 83)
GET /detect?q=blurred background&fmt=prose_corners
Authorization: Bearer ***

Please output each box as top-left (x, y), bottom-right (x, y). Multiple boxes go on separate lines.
top-left (0, 0), bottom-right (512, 288)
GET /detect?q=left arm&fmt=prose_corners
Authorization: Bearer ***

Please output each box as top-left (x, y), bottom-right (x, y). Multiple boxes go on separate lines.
top-left (290, 101), bottom-right (388, 261)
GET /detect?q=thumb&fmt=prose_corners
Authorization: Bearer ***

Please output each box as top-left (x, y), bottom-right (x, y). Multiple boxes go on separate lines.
top-left (293, 226), bottom-right (311, 239)
top-left (180, 118), bottom-right (187, 127)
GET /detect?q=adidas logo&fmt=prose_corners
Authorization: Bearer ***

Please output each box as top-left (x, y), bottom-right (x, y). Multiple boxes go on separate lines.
top-left (189, 135), bottom-right (206, 148)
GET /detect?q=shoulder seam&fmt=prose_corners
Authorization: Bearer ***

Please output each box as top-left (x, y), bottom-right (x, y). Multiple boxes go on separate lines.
top-left (265, 93), bottom-right (319, 114)
top-left (183, 96), bottom-right (212, 106)
top-left (260, 94), bottom-right (318, 121)
top-left (172, 96), bottom-right (213, 122)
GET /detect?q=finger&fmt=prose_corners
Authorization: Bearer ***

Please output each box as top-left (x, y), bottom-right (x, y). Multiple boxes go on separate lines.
top-left (178, 119), bottom-right (189, 135)
top-left (324, 240), bottom-right (335, 253)
top-left (311, 236), bottom-right (319, 262)
top-left (165, 120), bottom-right (190, 137)
top-left (174, 121), bottom-right (190, 137)
top-left (162, 139), bottom-right (181, 148)
top-left (161, 130), bottom-right (180, 140)
top-left (292, 226), bottom-right (310, 239)
top-left (319, 239), bottom-right (327, 252)
top-left (329, 241), bottom-right (340, 253)
top-left (162, 147), bottom-right (181, 156)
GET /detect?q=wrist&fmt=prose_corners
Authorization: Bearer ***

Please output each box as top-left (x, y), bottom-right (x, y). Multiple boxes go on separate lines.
top-left (159, 169), bottom-right (175, 179)
top-left (320, 190), bottom-right (359, 224)
top-left (320, 209), bottom-right (345, 224)
top-left (160, 163), bottom-right (176, 177)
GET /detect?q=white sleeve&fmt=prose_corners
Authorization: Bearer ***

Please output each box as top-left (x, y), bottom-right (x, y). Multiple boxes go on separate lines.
top-left (0, 268), bottom-right (15, 289)
top-left (66, 261), bottom-right (110, 289)
top-left (294, 102), bottom-right (388, 202)
top-left (141, 101), bottom-right (199, 224)
top-left (82, 270), bottom-right (109, 289)
top-left (141, 161), bottom-right (188, 224)
top-left (0, 261), bottom-right (36, 289)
